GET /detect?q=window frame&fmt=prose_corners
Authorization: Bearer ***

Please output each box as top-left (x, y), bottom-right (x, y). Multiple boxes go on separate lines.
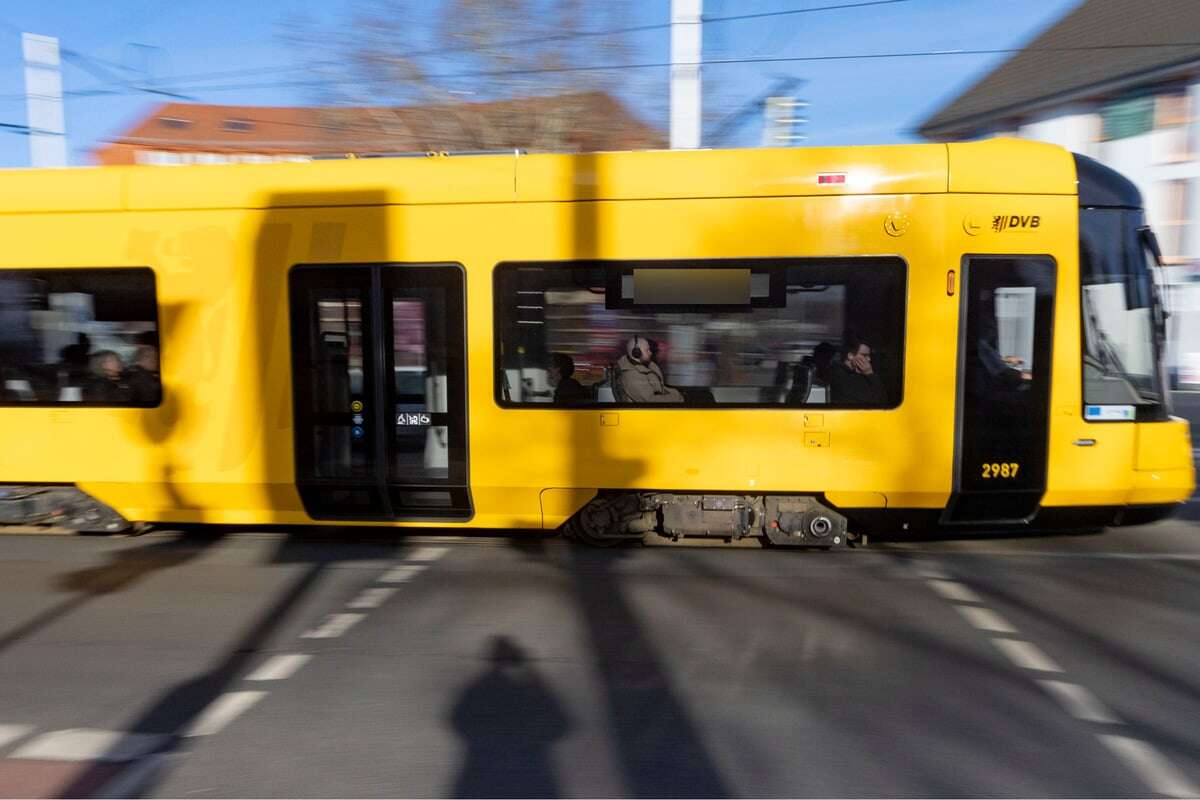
top-left (0, 266), bottom-right (161, 409)
top-left (492, 256), bottom-right (908, 411)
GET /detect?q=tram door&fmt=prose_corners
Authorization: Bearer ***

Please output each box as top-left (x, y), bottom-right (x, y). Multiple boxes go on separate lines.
top-left (946, 256), bottom-right (1055, 524)
top-left (289, 264), bottom-right (471, 521)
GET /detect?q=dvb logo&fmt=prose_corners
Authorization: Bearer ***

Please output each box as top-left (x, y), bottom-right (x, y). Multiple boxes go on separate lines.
top-left (991, 214), bottom-right (1041, 232)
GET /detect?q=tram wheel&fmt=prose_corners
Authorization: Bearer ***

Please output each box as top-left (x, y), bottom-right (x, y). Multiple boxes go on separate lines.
top-left (563, 494), bottom-right (648, 547)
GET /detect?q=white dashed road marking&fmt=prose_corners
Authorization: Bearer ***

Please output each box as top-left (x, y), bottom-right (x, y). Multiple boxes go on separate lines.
top-left (1036, 680), bottom-right (1119, 725)
top-left (0, 723), bottom-right (32, 750)
top-left (245, 653), bottom-right (312, 682)
top-left (926, 579), bottom-right (984, 603)
top-left (1099, 734), bottom-right (1200, 799)
top-left (11, 728), bottom-right (165, 762)
top-left (0, 545), bottom-right (456, 799)
top-left (991, 637), bottom-right (1065, 673)
top-left (348, 586), bottom-right (398, 609)
top-left (302, 613), bottom-right (365, 639)
top-left (406, 546), bottom-right (449, 562)
top-left (380, 564), bottom-right (427, 583)
top-left (955, 605), bottom-right (1018, 634)
top-left (910, 564), bottom-right (952, 580)
top-left (915, 561), bottom-right (1198, 799)
top-left (184, 691), bottom-right (267, 738)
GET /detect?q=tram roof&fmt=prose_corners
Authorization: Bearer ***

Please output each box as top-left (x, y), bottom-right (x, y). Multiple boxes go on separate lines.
top-left (0, 138), bottom-right (1077, 214)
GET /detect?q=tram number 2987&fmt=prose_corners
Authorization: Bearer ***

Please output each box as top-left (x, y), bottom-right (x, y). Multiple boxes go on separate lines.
top-left (981, 462), bottom-right (1020, 479)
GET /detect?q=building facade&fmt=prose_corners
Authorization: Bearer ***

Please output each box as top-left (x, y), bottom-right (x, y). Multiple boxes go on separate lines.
top-left (919, 0), bottom-right (1200, 386)
top-left (92, 92), bottom-right (665, 166)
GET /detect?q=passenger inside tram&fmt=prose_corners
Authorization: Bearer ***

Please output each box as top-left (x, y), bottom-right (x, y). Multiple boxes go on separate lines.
top-left (0, 270), bottom-right (160, 406)
top-left (548, 353), bottom-right (589, 405)
top-left (615, 337), bottom-right (684, 403)
top-left (495, 260), bottom-right (904, 409)
top-left (829, 333), bottom-right (888, 406)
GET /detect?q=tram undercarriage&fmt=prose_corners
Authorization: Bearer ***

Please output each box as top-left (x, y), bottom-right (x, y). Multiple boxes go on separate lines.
top-left (564, 492), bottom-right (850, 548)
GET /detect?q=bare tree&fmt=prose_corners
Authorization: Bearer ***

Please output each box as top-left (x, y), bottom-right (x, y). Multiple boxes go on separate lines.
top-left (282, 0), bottom-right (655, 152)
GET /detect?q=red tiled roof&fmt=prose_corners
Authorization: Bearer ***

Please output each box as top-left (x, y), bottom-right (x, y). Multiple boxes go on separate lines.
top-left (93, 91), bottom-right (664, 163)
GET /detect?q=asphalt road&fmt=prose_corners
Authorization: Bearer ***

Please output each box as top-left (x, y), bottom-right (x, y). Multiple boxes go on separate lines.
top-left (0, 515), bottom-right (1198, 798)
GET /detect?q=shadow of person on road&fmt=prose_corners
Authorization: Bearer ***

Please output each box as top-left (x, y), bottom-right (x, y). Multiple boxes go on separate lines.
top-left (448, 635), bottom-right (571, 799)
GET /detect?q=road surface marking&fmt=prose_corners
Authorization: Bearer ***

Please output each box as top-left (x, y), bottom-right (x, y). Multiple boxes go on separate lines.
top-left (1037, 680), bottom-right (1119, 724)
top-left (11, 729), bottom-right (165, 761)
top-left (406, 546), bottom-right (449, 562)
top-left (991, 638), bottom-right (1064, 673)
top-left (909, 563), bottom-right (952, 580)
top-left (0, 724), bottom-right (32, 751)
top-left (184, 691), bottom-right (267, 738)
top-left (245, 653), bottom-right (311, 682)
top-left (1098, 734), bottom-right (1200, 799)
top-left (302, 613), bottom-right (365, 639)
top-left (921, 570), bottom-right (1200, 797)
top-left (926, 579), bottom-right (984, 603)
top-left (348, 587), bottom-right (398, 609)
top-left (380, 564), bottom-right (427, 583)
top-left (955, 605), bottom-right (1017, 633)
top-left (94, 752), bottom-right (169, 800)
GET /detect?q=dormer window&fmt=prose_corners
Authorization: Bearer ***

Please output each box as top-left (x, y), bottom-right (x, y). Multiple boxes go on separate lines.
top-left (158, 116), bottom-right (192, 129)
top-left (223, 118), bottom-right (254, 132)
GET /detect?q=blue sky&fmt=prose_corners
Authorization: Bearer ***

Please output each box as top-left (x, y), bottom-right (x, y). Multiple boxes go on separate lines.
top-left (0, 0), bottom-right (1081, 167)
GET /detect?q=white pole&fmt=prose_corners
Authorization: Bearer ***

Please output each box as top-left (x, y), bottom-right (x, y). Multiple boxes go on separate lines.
top-left (670, 0), bottom-right (702, 149)
top-left (23, 33), bottom-right (67, 168)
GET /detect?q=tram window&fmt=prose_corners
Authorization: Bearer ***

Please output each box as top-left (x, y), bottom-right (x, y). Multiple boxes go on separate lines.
top-left (0, 268), bottom-right (160, 407)
top-left (1079, 208), bottom-right (1169, 420)
top-left (493, 258), bottom-right (905, 409)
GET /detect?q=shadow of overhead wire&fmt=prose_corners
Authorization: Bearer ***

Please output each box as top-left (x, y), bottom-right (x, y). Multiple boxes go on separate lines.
top-left (0, 532), bottom-right (221, 658)
top-left (61, 184), bottom-right (403, 798)
top-left (566, 547), bottom-right (732, 797)
top-left (57, 535), bottom-right (340, 799)
top-left (560, 151), bottom-right (730, 797)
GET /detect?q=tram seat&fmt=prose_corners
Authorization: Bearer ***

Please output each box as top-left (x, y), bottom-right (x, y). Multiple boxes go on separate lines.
top-left (605, 364), bottom-right (631, 403)
top-left (785, 361), bottom-right (815, 405)
top-left (759, 360), bottom-right (816, 405)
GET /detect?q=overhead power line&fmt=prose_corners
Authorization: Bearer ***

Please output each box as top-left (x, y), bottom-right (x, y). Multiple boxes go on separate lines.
top-left (52, 41), bottom-right (1200, 97)
top-left (47, 0), bottom-right (916, 92)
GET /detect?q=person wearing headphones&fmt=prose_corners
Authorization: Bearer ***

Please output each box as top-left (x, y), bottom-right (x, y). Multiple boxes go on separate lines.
top-left (616, 336), bottom-right (683, 403)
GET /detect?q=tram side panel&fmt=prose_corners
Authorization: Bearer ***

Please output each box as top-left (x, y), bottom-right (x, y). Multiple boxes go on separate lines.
top-left (468, 192), bottom-right (960, 529)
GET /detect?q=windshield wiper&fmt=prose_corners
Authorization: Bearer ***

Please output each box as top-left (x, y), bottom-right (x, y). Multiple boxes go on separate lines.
top-left (1082, 292), bottom-right (1158, 402)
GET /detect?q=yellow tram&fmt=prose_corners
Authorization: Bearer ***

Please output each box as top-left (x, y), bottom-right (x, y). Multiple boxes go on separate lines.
top-left (0, 138), bottom-right (1192, 544)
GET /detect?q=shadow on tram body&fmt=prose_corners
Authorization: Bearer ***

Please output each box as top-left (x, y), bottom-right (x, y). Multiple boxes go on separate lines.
top-left (555, 152), bottom-right (730, 797)
top-left (441, 152), bottom-right (736, 798)
top-left (56, 186), bottom-right (409, 797)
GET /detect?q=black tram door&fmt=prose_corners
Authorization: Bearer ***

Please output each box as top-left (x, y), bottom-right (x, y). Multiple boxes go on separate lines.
top-left (945, 256), bottom-right (1055, 525)
top-left (289, 265), bottom-right (471, 521)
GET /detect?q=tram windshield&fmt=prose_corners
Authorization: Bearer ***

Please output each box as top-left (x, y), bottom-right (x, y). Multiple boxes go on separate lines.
top-left (1079, 208), bottom-right (1170, 420)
